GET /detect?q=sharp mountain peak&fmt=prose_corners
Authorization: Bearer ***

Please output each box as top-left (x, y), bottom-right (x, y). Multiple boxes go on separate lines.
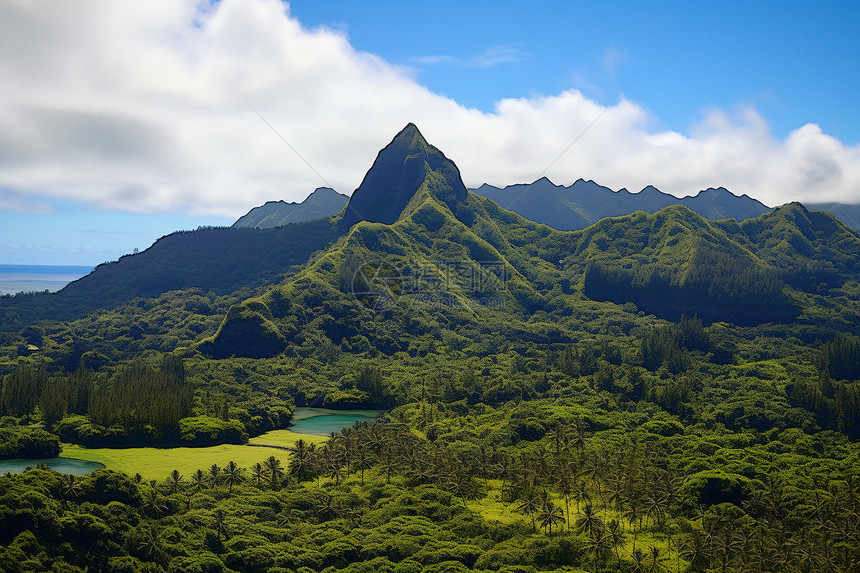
top-left (341, 123), bottom-right (468, 228)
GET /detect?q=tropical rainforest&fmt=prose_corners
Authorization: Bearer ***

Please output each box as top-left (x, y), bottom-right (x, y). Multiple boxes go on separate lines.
top-left (1, 124), bottom-right (859, 572)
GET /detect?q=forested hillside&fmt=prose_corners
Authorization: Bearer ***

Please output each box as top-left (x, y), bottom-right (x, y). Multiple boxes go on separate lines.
top-left (0, 219), bottom-right (342, 328)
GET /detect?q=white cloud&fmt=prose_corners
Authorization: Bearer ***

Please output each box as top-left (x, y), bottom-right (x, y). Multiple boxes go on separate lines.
top-left (470, 46), bottom-right (529, 68)
top-left (601, 45), bottom-right (628, 76)
top-left (0, 0), bottom-right (859, 220)
top-left (415, 46), bottom-right (528, 69)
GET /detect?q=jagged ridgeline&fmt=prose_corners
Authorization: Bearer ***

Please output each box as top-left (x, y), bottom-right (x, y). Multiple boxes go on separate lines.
top-left (198, 124), bottom-right (860, 358)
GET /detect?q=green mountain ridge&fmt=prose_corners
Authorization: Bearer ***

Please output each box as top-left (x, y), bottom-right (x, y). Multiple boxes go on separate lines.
top-left (199, 126), bottom-right (860, 359)
top-left (3, 123), bottom-right (860, 360)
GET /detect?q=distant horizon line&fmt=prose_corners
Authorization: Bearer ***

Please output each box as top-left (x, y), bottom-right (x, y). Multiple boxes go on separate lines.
top-left (0, 264), bottom-right (95, 273)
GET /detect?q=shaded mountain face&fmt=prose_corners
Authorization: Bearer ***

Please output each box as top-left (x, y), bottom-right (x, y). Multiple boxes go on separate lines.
top-left (232, 187), bottom-right (348, 229)
top-left (341, 123), bottom-right (468, 228)
top-left (805, 202), bottom-right (860, 232)
top-left (473, 178), bottom-right (771, 230)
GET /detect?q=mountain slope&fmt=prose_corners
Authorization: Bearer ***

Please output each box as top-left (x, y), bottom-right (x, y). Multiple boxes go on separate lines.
top-left (201, 125), bottom-right (860, 359)
top-left (201, 126), bottom-right (556, 358)
top-left (473, 178), bottom-right (771, 230)
top-left (232, 187), bottom-right (348, 229)
top-left (5, 124), bottom-right (860, 360)
top-left (0, 220), bottom-right (343, 328)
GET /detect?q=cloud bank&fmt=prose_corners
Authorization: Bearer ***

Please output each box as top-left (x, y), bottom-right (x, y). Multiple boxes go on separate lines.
top-left (1, 0), bottom-right (859, 218)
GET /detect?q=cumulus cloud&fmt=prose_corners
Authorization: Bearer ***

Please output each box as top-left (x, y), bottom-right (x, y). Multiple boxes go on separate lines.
top-left (0, 0), bottom-right (858, 221)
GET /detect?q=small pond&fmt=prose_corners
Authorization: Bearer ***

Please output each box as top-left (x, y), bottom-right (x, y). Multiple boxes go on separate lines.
top-left (0, 457), bottom-right (105, 475)
top-left (289, 407), bottom-right (382, 436)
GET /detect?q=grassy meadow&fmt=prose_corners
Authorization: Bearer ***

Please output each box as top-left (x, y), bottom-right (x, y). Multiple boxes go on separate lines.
top-left (59, 429), bottom-right (327, 481)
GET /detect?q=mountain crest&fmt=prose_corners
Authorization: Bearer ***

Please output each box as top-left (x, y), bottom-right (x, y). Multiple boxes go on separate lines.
top-left (233, 187), bottom-right (348, 229)
top-left (341, 123), bottom-right (468, 228)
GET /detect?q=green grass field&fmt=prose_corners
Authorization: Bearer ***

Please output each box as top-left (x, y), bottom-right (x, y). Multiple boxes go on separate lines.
top-left (60, 429), bottom-right (327, 481)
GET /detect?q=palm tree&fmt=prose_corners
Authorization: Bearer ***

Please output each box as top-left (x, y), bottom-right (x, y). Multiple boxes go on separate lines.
top-left (538, 499), bottom-right (566, 534)
top-left (449, 469), bottom-right (480, 504)
top-left (287, 439), bottom-right (312, 480)
top-left (546, 425), bottom-right (569, 457)
top-left (222, 461), bottom-right (244, 494)
top-left (143, 488), bottom-right (167, 517)
top-left (167, 469), bottom-right (184, 494)
top-left (190, 469), bottom-right (206, 491)
top-left (624, 495), bottom-right (644, 551)
top-left (555, 473), bottom-right (574, 531)
top-left (576, 503), bottom-right (604, 539)
top-left (605, 518), bottom-right (627, 563)
top-left (644, 493), bottom-right (667, 529)
top-left (631, 548), bottom-right (648, 573)
top-left (213, 508), bottom-right (228, 541)
top-left (679, 529), bottom-right (709, 572)
top-left (208, 464), bottom-right (221, 488)
top-left (648, 544), bottom-right (667, 572)
top-left (573, 478), bottom-right (591, 512)
top-left (338, 431), bottom-right (355, 475)
top-left (379, 454), bottom-right (399, 484)
top-left (316, 493), bottom-right (341, 521)
top-left (497, 453), bottom-right (514, 495)
top-left (250, 463), bottom-right (265, 488)
top-left (586, 531), bottom-right (611, 571)
top-left (516, 489), bottom-right (542, 532)
top-left (264, 455), bottom-right (284, 488)
top-left (326, 461), bottom-right (345, 484)
top-left (137, 526), bottom-right (165, 562)
top-left (354, 445), bottom-right (371, 485)
top-left (475, 443), bottom-right (495, 489)
top-left (61, 473), bottom-right (81, 500)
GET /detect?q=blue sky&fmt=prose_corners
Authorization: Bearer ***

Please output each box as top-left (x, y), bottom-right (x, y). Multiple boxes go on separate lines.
top-left (291, 0), bottom-right (860, 143)
top-left (1, 0), bottom-right (859, 266)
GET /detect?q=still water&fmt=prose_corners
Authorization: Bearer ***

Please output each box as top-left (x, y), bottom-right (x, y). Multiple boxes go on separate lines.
top-left (0, 457), bottom-right (105, 475)
top-left (289, 407), bottom-right (382, 436)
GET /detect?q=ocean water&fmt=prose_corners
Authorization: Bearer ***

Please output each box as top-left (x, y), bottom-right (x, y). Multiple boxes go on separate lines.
top-left (0, 264), bottom-right (93, 295)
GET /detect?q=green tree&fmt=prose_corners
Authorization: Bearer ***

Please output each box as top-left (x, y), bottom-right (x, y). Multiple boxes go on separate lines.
top-left (222, 461), bottom-right (244, 494)
top-left (263, 455), bottom-right (284, 488)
